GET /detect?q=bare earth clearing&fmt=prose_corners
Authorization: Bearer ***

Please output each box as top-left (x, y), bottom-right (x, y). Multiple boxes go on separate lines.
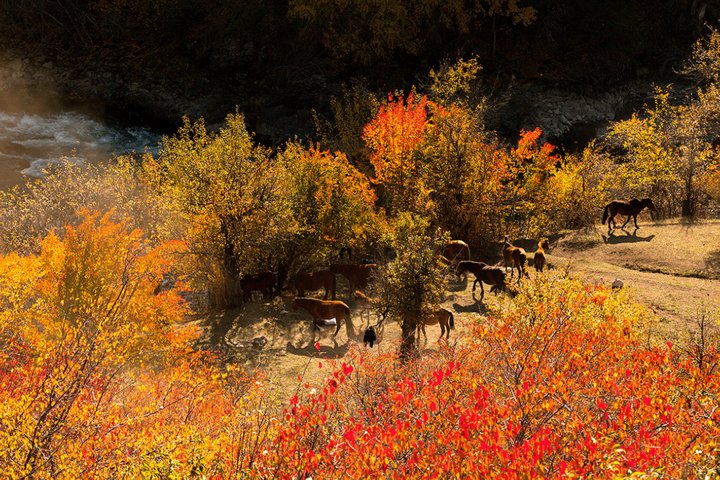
top-left (199, 217), bottom-right (720, 400)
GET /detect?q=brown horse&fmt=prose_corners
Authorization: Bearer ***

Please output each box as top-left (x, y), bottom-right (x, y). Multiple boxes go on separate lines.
top-left (287, 270), bottom-right (336, 299)
top-left (503, 235), bottom-right (527, 279)
top-left (602, 198), bottom-right (656, 232)
top-left (441, 240), bottom-right (470, 265)
top-left (291, 297), bottom-right (351, 336)
top-left (330, 263), bottom-right (377, 294)
top-left (240, 272), bottom-right (277, 303)
top-left (533, 238), bottom-right (549, 272)
top-left (456, 261), bottom-right (506, 300)
top-left (416, 307), bottom-right (455, 344)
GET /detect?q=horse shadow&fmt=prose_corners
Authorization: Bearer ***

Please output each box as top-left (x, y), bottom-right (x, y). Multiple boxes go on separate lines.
top-left (285, 340), bottom-right (350, 358)
top-left (602, 228), bottom-right (655, 244)
top-left (452, 300), bottom-right (490, 314)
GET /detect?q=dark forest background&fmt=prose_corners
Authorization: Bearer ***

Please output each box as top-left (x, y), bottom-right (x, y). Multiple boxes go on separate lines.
top-left (0, 0), bottom-right (715, 142)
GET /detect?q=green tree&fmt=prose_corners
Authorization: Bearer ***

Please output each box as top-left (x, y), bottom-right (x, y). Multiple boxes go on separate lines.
top-left (374, 214), bottom-right (448, 359)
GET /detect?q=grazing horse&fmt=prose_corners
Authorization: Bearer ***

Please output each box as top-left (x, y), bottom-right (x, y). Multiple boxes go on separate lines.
top-left (287, 270), bottom-right (336, 299)
top-left (456, 261), bottom-right (506, 300)
top-left (291, 297), bottom-right (351, 337)
top-left (602, 198), bottom-right (656, 232)
top-left (503, 235), bottom-right (527, 279)
top-left (330, 263), bottom-right (377, 294)
top-left (441, 240), bottom-right (471, 265)
top-left (533, 238), bottom-right (549, 272)
top-left (416, 307), bottom-right (455, 344)
top-left (240, 272), bottom-right (277, 303)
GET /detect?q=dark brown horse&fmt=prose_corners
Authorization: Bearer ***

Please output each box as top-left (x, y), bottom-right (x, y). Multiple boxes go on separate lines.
top-left (330, 263), bottom-right (377, 294)
top-left (291, 297), bottom-right (351, 336)
top-left (240, 272), bottom-right (277, 303)
top-left (456, 261), bottom-right (506, 300)
top-left (441, 240), bottom-right (470, 265)
top-left (287, 270), bottom-right (336, 299)
top-left (533, 238), bottom-right (549, 272)
top-left (602, 198), bottom-right (656, 232)
top-left (503, 235), bottom-right (527, 279)
top-left (416, 307), bottom-right (455, 344)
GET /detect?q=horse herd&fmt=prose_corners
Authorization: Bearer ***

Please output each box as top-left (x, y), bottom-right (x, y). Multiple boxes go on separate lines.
top-left (237, 236), bottom-right (550, 346)
top-left (241, 198), bottom-right (655, 346)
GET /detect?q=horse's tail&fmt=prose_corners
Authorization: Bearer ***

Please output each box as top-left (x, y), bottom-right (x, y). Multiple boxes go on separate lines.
top-left (602, 204), bottom-right (609, 224)
top-left (449, 311), bottom-right (455, 330)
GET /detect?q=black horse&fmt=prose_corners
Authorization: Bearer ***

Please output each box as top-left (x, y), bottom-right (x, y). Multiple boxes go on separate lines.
top-left (602, 198), bottom-right (656, 232)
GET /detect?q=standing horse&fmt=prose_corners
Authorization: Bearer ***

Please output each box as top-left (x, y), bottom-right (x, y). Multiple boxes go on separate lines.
top-left (240, 272), bottom-right (277, 303)
top-left (330, 263), bottom-right (377, 294)
top-left (416, 307), bottom-right (455, 344)
top-left (602, 198), bottom-right (656, 232)
top-left (441, 240), bottom-right (471, 265)
top-left (287, 270), bottom-right (336, 299)
top-left (456, 261), bottom-right (506, 300)
top-left (292, 297), bottom-right (351, 337)
top-left (503, 235), bottom-right (527, 279)
top-left (533, 238), bottom-right (549, 272)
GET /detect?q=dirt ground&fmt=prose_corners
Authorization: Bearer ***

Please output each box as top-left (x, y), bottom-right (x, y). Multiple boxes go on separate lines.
top-left (198, 217), bottom-right (720, 400)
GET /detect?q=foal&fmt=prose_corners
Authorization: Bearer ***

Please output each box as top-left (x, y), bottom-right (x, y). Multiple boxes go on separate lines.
top-left (533, 238), bottom-right (549, 272)
top-left (503, 235), bottom-right (527, 279)
top-left (416, 307), bottom-right (455, 344)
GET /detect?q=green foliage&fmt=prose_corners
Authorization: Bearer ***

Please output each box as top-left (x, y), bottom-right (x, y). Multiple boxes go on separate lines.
top-left (374, 214), bottom-right (449, 358)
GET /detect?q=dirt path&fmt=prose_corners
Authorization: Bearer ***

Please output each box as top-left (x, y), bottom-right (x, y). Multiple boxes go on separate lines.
top-left (548, 218), bottom-right (720, 338)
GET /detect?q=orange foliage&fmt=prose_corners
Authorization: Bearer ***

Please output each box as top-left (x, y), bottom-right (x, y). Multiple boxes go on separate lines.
top-left (363, 93), bottom-right (430, 212)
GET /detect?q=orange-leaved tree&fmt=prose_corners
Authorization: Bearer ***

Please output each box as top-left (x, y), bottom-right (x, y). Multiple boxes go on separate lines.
top-left (363, 92), bottom-right (431, 215)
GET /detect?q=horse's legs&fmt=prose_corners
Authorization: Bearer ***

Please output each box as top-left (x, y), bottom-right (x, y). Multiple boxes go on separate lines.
top-left (333, 317), bottom-right (341, 336)
top-left (633, 214), bottom-right (639, 229)
top-left (479, 281), bottom-right (485, 301)
top-left (472, 277), bottom-right (478, 292)
top-left (620, 215), bottom-right (631, 230)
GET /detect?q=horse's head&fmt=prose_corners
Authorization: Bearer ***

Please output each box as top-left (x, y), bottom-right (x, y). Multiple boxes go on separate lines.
top-left (642, 198), bottom-right (656, 211)
top-left (539, 238), bottom-right (549, 250)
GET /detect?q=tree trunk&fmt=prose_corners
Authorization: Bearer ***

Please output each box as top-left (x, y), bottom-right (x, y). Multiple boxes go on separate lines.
top-left (399, 316), bottom-right (418, 362)
top-left (220, 219), bottom-right (242, 307)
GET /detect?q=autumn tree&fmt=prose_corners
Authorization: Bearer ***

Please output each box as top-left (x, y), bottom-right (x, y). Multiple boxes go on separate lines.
top-left (0, 159), bottom-right (166, 256)
top-left (374, 214), bottom-right (448, 359)
top-left (143, 113), bottom-right (293, 307)
top-left (363, 92), bottom-right (432, 215)
top-left (288, 0), bottom-right (535, 65)
top-left (275, 144), bottom-right (384, 285)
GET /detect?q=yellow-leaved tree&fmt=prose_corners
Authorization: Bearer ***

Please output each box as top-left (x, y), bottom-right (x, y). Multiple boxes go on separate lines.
top-left (142, 113), bottom-right (294, 307)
